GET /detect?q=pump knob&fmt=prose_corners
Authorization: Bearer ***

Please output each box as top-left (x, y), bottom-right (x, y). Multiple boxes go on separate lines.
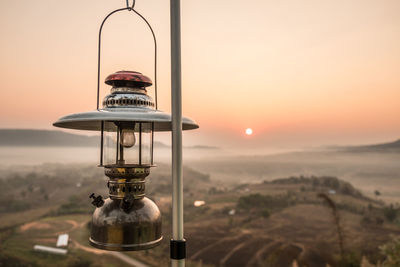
top-left (121, 194), bottom-right (135, 212)
top-left (89, 193), bottom-right (104, 208)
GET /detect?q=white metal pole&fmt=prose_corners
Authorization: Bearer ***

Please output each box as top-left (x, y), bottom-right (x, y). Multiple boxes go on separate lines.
top-left (170, 0), bottom-right (185, 266)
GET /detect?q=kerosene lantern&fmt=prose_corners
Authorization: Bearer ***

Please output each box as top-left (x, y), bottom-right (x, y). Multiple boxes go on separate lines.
top-left (53, 70), bottom-right (198, 251)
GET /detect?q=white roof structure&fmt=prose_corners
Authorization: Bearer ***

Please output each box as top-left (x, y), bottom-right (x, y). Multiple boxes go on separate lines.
top-left (194, 200), bottom-right (205, 207)
top-left (33, 245), bottom-right (67, 255)
top-left (56, 234), bottom-right (69, 247)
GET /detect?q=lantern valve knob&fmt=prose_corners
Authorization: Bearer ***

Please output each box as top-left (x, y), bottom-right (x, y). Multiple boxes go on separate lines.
top-left (89, 193), bottom-right (104, 208)
top-left (121, 194), bottom-right (135, 212)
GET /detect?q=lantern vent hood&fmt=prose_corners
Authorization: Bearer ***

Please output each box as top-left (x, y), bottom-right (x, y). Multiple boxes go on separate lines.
top-left (53, 70), bottom-right (199, 132)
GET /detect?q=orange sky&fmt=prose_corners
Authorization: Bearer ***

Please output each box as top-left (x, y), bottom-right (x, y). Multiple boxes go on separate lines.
top-left (0, 0), bottom-right (399, 149)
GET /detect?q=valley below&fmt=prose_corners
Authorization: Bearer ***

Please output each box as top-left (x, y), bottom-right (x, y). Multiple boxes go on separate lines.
top-left (0, 140), bottom-right (400, 266)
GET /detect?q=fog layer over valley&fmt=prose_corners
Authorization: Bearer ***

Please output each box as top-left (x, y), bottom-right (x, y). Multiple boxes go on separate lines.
top-left (187, 150), bottom-right (400, 203)
top-left (1, 129), bottom-right (400, 266)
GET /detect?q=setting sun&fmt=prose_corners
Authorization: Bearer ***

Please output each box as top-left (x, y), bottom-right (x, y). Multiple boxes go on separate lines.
top-left (245, 128), bottom-right (253, 136)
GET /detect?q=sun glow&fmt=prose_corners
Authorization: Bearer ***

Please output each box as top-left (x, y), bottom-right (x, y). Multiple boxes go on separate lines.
top-left (245, 128), bottom-right (253, 136)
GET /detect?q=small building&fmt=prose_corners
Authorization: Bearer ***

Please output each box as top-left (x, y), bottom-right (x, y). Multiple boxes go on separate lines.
top-left (56, 234), bottom-right (69, 247)
top-left (194, 200), bottom-right (205, 207)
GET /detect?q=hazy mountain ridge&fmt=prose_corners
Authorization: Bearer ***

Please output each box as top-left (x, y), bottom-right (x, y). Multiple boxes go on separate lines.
top-left (185, 145), bottom-right (219, 150)
top-left (0, 129), bottom-right (169, 148)
top-left (341, 139), bottom-right (400, 152)
top-left (0, 129), bottom-right (99, 147)
top-left (0, 129), bottom-right (218, 149)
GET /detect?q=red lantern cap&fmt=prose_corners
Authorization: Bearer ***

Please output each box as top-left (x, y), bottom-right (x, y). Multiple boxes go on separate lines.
top-left (105, 71), bottom-right (152, 88)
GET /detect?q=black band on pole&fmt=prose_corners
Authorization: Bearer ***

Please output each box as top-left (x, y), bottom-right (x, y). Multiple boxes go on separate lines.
top-left (170, 239), bottom-right (186, 260)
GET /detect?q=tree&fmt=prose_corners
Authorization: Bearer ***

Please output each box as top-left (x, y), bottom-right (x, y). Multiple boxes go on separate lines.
top-left (383, 204), bottom-right (398, 222)
top-left (380, 236), bottom-right (400, 267)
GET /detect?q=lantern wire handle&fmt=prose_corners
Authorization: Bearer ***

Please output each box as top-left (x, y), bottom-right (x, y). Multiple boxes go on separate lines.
top-left (130, 0), bottom-right (136, 9)
top-left (96, 3), bottom-right (158, 110)
top-left (130, 8), bottom-right (158, 109)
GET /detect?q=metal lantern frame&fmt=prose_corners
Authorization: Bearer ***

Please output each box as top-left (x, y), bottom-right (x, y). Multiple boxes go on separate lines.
top-left (53, 0), bottom-right (197, 261)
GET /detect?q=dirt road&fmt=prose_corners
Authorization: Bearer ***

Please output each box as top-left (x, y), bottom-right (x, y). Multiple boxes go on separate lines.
top-left (73, 240), bottom-right (149, 267)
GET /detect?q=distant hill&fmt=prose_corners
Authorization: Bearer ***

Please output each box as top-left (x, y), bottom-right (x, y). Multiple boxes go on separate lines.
top-left (0, 129), bottom-right (171, 147)
top-left (0, 129), bottom-right (99, 147)
top-left (0, 129), bottom-right (217, 149)
top-left (185, 145), bottom-right (219, 150)
top-left (341, 139), bottom-right (400, 152)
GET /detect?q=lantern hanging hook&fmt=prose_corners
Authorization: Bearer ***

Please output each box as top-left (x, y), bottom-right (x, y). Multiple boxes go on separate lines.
top-left (96, 1), bottom-right (158, 110)
top-left (126, 0), bottom-right (136, 10)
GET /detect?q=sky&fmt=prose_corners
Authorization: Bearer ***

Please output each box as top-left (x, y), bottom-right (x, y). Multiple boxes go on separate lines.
top-left (0, 0), bottom-right (399, 150)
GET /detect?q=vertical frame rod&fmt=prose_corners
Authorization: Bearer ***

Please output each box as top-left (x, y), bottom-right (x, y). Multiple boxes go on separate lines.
top-left (151, 122), bottom-right (154, 165)
top-left (139, 122), bottom-right (142, 165)
top-left (116, 125), bottom-right (120, 164)
top-left (100, 121), bottom-right (104, 166)
top-left (171, 0), bottom-right (185, 266)
top-left (119, 127), bottom-right (124, 162)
